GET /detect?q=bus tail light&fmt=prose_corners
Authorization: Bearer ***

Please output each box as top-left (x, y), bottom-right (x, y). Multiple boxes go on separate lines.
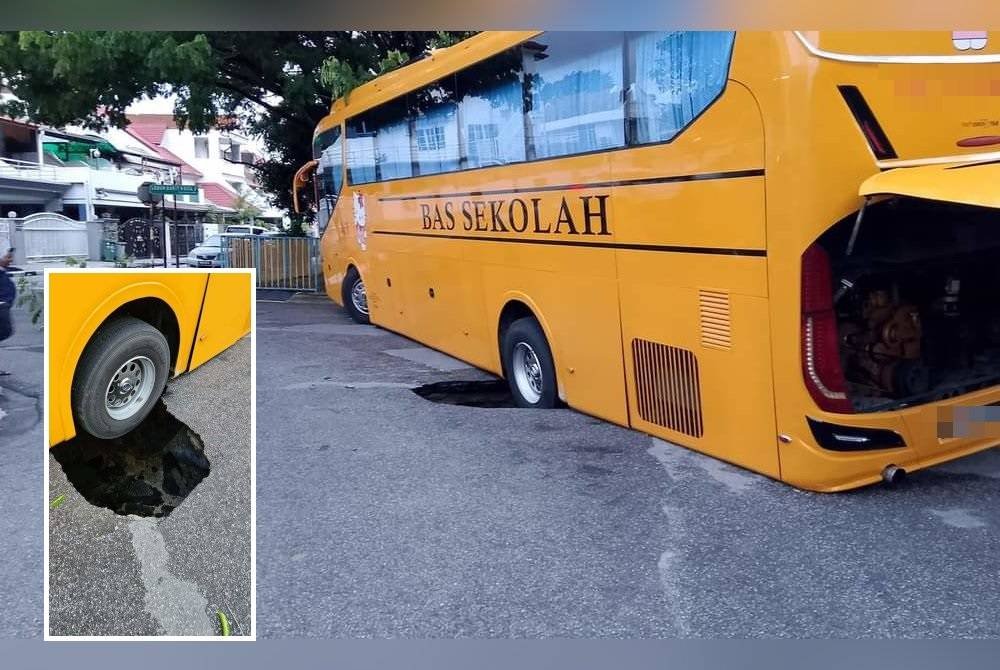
top-left (801, 243), bottom-right (854, 414)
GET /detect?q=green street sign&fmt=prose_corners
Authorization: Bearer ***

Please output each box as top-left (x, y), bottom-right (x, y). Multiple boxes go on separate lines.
top-left (149, 184), bottom-right (199, 195)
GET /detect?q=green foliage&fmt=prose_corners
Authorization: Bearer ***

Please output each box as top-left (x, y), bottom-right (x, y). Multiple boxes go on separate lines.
top-left (285, 213), bottom-right (308, 237)
top-left (14, 275), bottom-right (42, 328)
top-left (0, 31), bottom-right (477, 214)
top-left (63, 256), bottom-right (86, 267)
top-left (231, 192), bottom-right (261, 224)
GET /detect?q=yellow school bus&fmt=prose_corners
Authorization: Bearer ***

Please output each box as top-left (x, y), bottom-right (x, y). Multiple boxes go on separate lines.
top-left (299, 31), bottom-right (1000, 491)
top-left (47, 270), bottom-right (252, 446)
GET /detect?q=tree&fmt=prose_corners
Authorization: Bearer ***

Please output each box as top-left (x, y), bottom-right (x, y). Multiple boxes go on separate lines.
top-left (0, 31), bottom-right (474, 213)
top-left (230, 192), bottom-right (262, 225)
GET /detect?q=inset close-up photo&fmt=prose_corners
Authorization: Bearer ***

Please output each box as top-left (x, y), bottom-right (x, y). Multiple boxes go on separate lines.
top-left (44, 269), bottom-right (253, 639)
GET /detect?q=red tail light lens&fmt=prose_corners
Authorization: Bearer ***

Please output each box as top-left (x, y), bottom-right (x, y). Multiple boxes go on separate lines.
top-left (801, 243), bottom-right (854, 414)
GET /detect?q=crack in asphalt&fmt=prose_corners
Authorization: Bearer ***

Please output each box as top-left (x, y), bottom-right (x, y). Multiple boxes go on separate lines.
top-left (128, 517), bottom-right (213, 636)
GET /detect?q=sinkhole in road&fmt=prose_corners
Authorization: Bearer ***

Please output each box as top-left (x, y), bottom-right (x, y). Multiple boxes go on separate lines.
top-left (411, 379), bottom-right (516, 408)
top-left (50, 401), bottom-right (210, 518)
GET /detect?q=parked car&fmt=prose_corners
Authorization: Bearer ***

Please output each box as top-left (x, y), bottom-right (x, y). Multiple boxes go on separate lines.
top-left (186, 235), bottom-right (223, 268)
top-left (225, 224), bottom-right (268, 235)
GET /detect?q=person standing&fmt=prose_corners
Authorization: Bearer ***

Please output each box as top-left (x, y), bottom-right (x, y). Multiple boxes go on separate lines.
top-left (0, 248), bottom-right (15, 375)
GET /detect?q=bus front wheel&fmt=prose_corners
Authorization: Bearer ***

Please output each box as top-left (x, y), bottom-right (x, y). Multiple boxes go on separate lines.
top-left (342, 267), bottom-right (370, 324)
top-left (501, 317), bottom-right (557, 408)
top-left (71, 316), bottom-right (170, 439)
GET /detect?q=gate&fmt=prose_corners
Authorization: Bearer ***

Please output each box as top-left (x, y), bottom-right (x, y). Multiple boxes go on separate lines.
top-left (0, 220), bottom-right (10, 253)
top-left (111, 217), bottom-right (164, 262)
top-left (169, 222), bottom-right (204, 258)
top-left (21, 213), bottom-right (88, 261)
top-left (219, 234), bottom-right (321, 291)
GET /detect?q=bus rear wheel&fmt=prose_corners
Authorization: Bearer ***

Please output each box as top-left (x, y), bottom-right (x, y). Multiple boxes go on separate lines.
top-left (71, 316), bottom-right (170, 439)
top-left (342, 267), bottom-right (370, 324)
top-left (501, 317), bottom-right (557, 408)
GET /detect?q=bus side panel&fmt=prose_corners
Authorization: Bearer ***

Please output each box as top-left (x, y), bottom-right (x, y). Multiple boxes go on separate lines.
top-left (610, 79), bottom-right (781, 477)
top-left (189, 272), bottom-right (252, 371)
top-left (47, 273), bottom-right (206, 446)
top-left (481, 254), bottom-right (629, 426)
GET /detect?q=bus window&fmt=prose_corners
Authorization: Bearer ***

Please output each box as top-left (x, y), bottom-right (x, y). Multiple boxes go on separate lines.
top-left (457, 48), bottom-right (527, 168)
top-left (347, 97), bottom-right (411, 184)
top-left (625, 31), bottom-right (735, 145)
top-left (410, 75), bottom-right (461, 176)
top-left (522, 31), bottom-right (626, 160)
top-left (315, 126), bottom-right (343, 232)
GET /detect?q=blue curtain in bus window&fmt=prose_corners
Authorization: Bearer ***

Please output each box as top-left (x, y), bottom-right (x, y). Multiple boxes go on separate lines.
top-left (457, 48), bottom-right (526, 168)
top-left (376, 118), bottom-right (413, 181)
top-left (411, 77), bottom-right (461, 176)
top-left (626, 31), bottom-right (735, 145)
top-left (523, 32), bottom-right (625, 160)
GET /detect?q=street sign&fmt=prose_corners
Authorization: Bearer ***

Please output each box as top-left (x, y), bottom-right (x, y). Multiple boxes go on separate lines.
top-left (149, 184), bottom-right (199, 195)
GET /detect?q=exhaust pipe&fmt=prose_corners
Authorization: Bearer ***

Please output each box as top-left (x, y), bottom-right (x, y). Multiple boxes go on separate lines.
top-left (882, 464), bottom-right (906, 486)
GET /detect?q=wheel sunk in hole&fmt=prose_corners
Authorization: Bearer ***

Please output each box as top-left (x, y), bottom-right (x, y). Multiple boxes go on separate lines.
top-left (50, 401), bottom-right (209, 518)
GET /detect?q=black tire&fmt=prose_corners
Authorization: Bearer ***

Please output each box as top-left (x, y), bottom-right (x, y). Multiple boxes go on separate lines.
top-left (501, 317), bottom-right (558, 408)
top-left (71, 316), bottom-right (170, 440)
top-left (342, 266), bottom-right (370, 324)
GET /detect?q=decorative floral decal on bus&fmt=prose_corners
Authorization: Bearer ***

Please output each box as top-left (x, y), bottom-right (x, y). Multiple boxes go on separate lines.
top-left (353, 192), bottom-right (367, 250)
top-left (953, 31), bottom-right (988, 51)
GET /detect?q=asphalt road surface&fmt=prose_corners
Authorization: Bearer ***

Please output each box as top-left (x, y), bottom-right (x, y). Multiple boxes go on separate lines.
top-left (257, 294), bottom-right (1000, 638)
top-left (48, 336), bottom-right (252, 637)
top-left (0, 297), bottom-right (44, 638)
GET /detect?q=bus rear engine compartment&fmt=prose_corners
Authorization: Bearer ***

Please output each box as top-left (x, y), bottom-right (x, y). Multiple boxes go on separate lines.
top-left (807, 198), bottom-right (1000, 413)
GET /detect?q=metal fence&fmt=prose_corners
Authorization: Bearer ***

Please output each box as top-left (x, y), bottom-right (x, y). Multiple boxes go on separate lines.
top-left (219, 234), bottom-right (321, 291)
top-left (21, 212), bottom-right (88, 261)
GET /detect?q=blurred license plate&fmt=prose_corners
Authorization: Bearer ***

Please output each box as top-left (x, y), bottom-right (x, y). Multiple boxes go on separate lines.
top-left (937, 405), bottom-right (1000, 438)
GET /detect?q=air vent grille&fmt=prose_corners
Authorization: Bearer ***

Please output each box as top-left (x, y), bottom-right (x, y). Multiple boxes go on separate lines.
top-left (632, 338), bottom-right (704, 438)
top-left (699, 289), bottom-right (732, 350)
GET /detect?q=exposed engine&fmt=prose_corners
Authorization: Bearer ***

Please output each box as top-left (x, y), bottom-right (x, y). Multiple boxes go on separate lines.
top-left (835, 264), bottom-right (1000, 407)
top-left (816, 197), bottom-right (1000, 412)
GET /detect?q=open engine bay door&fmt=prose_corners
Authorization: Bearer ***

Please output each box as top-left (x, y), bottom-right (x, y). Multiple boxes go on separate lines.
top-left (859, 160), bottom-right (1000, 207)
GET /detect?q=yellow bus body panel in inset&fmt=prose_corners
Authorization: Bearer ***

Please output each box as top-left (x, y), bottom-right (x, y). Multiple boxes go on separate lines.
top-left (47, 272), bottom-right (251, 447)
top-left (189, 273), bottom-right (253, 371)
top-left (310, 30), bottom-right (1000, 491)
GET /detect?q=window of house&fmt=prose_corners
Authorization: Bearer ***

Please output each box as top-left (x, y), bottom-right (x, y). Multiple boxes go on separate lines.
top-left (194, 136), bottom-right (210, 158)
top-left (625, 31), bottom-right (735, 145)
top-left (523, 32), bottom-right (626, 160)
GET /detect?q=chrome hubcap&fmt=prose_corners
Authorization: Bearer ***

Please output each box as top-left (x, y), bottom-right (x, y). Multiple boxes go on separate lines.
top-left (105, 356), bottom-right (156, 420)
top-left (512, 342), bottom-right (543, 404)
top-left (351, 278), bottom-right (369, 315)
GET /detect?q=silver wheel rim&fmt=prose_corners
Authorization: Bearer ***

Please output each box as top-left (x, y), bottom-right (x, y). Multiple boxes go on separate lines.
top-left (512, 342), bottom-right (543, 404)
top-left (104, 356), bottom-right (156, 421)
top-left (351, 278), bottom-right (369, 316)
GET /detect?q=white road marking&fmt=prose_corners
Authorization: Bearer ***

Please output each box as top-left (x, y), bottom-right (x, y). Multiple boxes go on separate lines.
top-left (647, 439), bottom-right (692, 636)
top-left (927, 508), bottom-right (989, 529)
top-left (128, 517), bottom-right (214, 636)
top-left (382, 347), bottom-right (472, 372)
top-left (280, 380), bottom-right (417, 391)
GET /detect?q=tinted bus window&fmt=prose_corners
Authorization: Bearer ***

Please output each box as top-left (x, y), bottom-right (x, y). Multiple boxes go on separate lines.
top-left (457, 48), bottom-right (527, 168)
top-left (347, 97), bottom-right (411, 184)
top-left (410, 76), bottom-right (461, 176)
top-left (315, 126), bottom-right (343, 232)
top-left (626, 31), bottom-right (735, 145)
top-left (523, 32), bottom-right (625, 160)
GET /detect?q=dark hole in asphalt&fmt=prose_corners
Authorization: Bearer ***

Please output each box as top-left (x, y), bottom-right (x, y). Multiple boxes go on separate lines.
top-left (411, 379), bottom-right (516, 408)
top-left (50, 401), bottom-right (210, 518)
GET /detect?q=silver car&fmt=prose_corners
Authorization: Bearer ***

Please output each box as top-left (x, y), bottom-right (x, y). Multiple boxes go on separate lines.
top-left (185, 234), bottom-right (223, 267)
